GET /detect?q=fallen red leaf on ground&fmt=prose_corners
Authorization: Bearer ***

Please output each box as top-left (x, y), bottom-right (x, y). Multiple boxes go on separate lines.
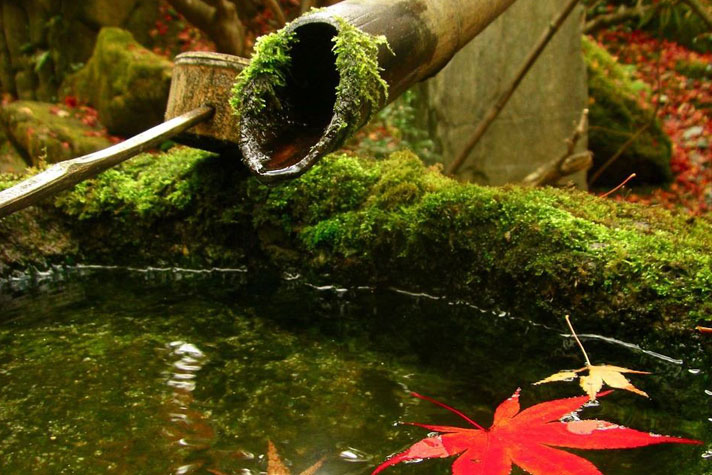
top-left (373, 390), bottom-right (700, 474)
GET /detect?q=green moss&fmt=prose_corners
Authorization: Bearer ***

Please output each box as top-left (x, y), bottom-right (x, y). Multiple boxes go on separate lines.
top-left (54, 146), bottom-right (213, 220)
top-left (3, 148), bottom-right (711, 337)
top-left (331, 17), bottom-right (390, 133)
top-left (229, 29), bottom-right (295, 116)
top-left (583, 36), bottom-right (672, 187)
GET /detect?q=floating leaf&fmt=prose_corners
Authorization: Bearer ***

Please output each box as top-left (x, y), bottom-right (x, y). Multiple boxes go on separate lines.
top-left (372, 390), bottom-right (700, 474)
top-left (535, 316), bottom-right (650, 400)
top-left (536, 364), bottom-right (650, 401)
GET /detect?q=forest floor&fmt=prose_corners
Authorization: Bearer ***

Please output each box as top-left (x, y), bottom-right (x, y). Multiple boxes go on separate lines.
top-left (592, 28), bottom-right (711, 215)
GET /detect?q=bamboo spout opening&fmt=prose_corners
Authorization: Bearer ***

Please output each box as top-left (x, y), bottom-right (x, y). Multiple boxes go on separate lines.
top-left (239, 22), bottom-right (345, 182)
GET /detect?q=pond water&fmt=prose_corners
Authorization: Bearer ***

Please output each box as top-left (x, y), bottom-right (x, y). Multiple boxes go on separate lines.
top-left (0, 267), bottom-right (709, 474)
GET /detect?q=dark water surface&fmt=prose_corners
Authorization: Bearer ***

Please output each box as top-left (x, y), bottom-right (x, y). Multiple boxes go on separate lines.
top-left (0, 268), bottom-right (709, 474)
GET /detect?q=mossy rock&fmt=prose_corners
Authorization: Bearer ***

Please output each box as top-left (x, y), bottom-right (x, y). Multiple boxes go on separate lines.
top-left (584, 36), bottom-right (673, 187)
top-left (61, 27), bottom-right (172, 137)
top-left (0, 100), bottom-right (112, 165)
top-left (1, 147), bottom-right (710, 340)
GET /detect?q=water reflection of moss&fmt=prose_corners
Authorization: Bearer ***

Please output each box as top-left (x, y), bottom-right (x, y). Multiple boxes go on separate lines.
top-left (0, 276), bottom-right (708, 473)
top-left (1, 147), bottom-right (711, 340)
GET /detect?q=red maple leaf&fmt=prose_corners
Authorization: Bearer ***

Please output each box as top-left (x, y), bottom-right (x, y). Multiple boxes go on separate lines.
top-left (373, 390), bottom-right (701, 474)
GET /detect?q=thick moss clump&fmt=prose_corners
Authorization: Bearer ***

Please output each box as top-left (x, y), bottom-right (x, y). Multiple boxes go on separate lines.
top-left (584, 37), bottom-right (672, 187)
top-left (229, 29), bottom-right (295, 116)
top-left (330, 17), bottom-right (391, 134)
top-left (1, 147), bottom-right (711, 338)
top-left (61, 28), bottom-right (172, 137)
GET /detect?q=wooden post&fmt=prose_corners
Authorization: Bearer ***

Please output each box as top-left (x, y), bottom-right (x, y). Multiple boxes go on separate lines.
top-left (165, 52), bottom-right (249, 156)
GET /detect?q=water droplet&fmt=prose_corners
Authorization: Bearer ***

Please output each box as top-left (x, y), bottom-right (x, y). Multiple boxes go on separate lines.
top-left (175, 462), bottom-right (202, 474)
top-left (167, 380), bottom-right (196, 392)
top-left (688, 368), bottom-right (702, 375)
top-left (561, 412), bottom-right (581, 423)
top-left (701, 451), bottom-right (712, 460)
top-left (174, 343), bottom-right (204, 358)
top-left (339, 448), bottom-right (368, 462)
top-left (704, 390), bottom-right (712, 396)
top-left (172, 373), bottom-right (196, 380)
top-left (174, 362), bottom-right (201, 372)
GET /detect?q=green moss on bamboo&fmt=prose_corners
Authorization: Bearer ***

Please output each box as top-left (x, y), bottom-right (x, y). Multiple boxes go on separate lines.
top-left (230, 13), bottom-right (391, 134)
top-left (229, 29), bottom-right (296, 116)
top-left (331, 17), bottom-right (391, 133)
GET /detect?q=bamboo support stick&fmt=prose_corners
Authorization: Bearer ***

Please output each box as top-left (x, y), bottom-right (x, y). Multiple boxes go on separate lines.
top-left (0, 106), bottom-right (214, 219)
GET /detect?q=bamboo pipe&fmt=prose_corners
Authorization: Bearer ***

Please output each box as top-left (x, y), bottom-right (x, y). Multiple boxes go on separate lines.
top-left (237, 0), bottom-right (518, 182)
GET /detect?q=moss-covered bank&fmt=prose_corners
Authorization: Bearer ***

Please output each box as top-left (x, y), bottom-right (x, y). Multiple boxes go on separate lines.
top-left (1, 147), bottom-right (711, 339)
top-left (584, 36), bottom-right (673, 186)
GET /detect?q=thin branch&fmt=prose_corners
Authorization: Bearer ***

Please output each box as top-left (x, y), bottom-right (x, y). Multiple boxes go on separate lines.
top-left (447, 0), bottom-right (583, 176)
top-left (599, 173), bottom-right (637, 198)
top-left (565, 315), bottom-right (592, 367)
top-left (587, 123), bottom-right (650, 186)
top-left (523, 109), bottom-right (593, 187)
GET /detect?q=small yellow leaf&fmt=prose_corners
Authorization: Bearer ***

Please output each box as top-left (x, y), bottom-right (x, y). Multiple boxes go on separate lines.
top-left (536, 317), bottom-right (651, 400)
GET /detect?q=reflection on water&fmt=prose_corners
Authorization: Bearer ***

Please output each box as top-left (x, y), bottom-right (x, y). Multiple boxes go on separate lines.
top-left (0, 268), bottom-right (709, 474)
